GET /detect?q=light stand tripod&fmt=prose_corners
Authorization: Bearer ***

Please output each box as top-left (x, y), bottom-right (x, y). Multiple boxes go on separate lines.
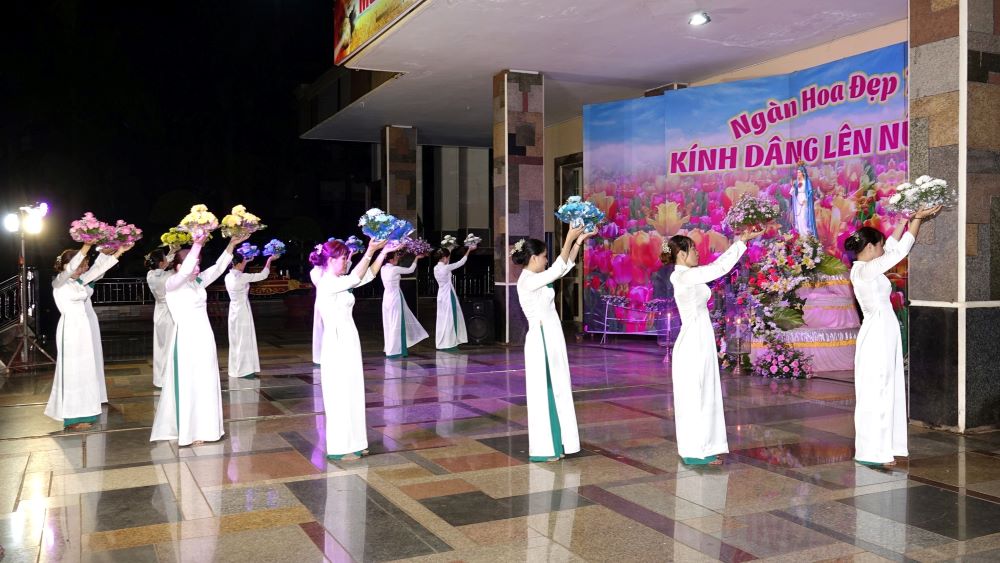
top-left (1, 204), bottom-right (54, 372)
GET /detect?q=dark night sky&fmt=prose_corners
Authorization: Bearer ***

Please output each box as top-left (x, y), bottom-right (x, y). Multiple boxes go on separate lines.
top-left (0, 0), bottom-right (374, 280)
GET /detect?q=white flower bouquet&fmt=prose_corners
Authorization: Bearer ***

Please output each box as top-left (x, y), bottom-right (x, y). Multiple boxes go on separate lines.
top-left (887, 175), bottom-right (956, 214)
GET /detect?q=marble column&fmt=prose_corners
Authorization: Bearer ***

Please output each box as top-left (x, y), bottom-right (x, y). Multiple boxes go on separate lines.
top-left (382, 125), bottom-right (420, 316)
top-left (493, 70), bottom-right (544, 345)
top-left (908, 0), bottom-right (1000, 432)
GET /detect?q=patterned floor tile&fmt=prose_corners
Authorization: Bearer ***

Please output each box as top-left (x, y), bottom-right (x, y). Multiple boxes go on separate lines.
top-left (0, 321), bottom-right (996, 561)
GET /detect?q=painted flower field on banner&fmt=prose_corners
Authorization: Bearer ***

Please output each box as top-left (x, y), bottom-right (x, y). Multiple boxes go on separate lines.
top-left (583, 44), bottom-right (909, 340)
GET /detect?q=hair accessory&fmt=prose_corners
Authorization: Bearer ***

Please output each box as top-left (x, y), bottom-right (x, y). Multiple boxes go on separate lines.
top-left (509, 239), bottom-right (526, 257)
top-left (849, 232), bottom-right (861, 242)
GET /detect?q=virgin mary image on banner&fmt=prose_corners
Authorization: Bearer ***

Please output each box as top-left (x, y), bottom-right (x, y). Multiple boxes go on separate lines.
top-left (791, 162), bottom-right (818, 237)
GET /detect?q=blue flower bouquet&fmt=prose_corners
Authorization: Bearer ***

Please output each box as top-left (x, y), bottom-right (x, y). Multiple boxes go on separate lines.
top-left (358, 208), bottom-right (399, 240)
top-left (387, 219), bottom-right (414, 241)
top-left (237, 243), bottom-right (260, 260)
top-left (263, 239), bottom-right (286, 257)
top-left (555, 196), bottom-right (605, 232)
top-left (345, 235), bottom-right (365, 253)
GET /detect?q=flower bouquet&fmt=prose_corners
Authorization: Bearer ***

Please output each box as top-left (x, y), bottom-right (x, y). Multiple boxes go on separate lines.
top-left (403, 238), bottom-right (433, 256)
top-left (440, 235), bottom-right (458, 250)
top-left (555, 195), bottom-right (605, 232)
top-left (98, 220), bottom-right (143, 252)
top-left (69, 212), bottom-right (108, 244)
top-left (220, 205), bottom-right (266, 238)
top-left (723, 193), bottom-right (780, 232)
top-left (345, 235), bottom-right (365, 254)
top-left (886, 175), bottom-right (956, 214)
top-left (178, 204), bottom-right (219, 239)
top-left (464, 233), bottom-right (481, 247)
top-left (160, 227), bottom-right (193, 248)
top-left (751, 339), bottom-right (812, 379)
top-left (263, 239), bottom-right (286, 257)
top-left (387, 219), bottom-right (414, 241)
top-left (237, 243), bottom-right (260, 260)
top-left (358, 208), bottom-right (398, 241)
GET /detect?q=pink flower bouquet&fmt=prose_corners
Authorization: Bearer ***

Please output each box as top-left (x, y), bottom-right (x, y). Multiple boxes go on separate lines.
top-left (751, 338), bottom-right (812, 379)
top-left (69, 212), bottom-right (108, 244)
top-left (98, 220), bottom-right (143, 251)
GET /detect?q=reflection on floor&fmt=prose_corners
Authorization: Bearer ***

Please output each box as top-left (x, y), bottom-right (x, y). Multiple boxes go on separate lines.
top-left (1, 316), bottom-right (1000, 562)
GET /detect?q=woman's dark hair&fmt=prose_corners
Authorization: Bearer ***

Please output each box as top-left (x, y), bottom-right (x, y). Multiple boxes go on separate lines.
top-left (231, 252), bottom-right (246, 266)
top-left (432, 248), bottom-right (451, 262)
top-left (309, 240), bottom-right (349, 267)
top-left (661, 235), bottom-right (694, 265)
top-left (511, 238), bottom-right (546, 266)
top-left (145, 249), bottom-right (170, 270)
top-left (173, 248), bottom-right (192, 271)
top-left (384, 250), bottom-right (402, 262)
top-left (844, 226), bottom-right (886, 255)
top-left (54, 249), bottom-right (80, 272)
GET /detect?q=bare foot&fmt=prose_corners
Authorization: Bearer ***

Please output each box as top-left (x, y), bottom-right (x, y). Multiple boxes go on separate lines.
top-left (709, 458), bottom-right (724, 466)
top-left (192, 440), bottom-right (205, 446)
top-left (342, 453), bottom-right (361, 461)
top-left (66, 422), bottom-right (92, 431)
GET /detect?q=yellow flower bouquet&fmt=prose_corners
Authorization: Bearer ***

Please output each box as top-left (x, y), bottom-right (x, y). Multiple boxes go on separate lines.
top-left (178, 204), bottom-right (219, 239)
top-left (220, 204), bottom-right (265, 238)
top-left (160, 227), bottom-right (194, 247)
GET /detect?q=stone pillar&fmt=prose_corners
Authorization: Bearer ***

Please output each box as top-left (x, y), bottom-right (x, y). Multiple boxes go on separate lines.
top-left (493, 70), bottom-right (544, 344)
top-left (381, 125), bottom-right (419, 229)
top-left (908, 0), bottom-right (1000, 432)
top-left (382, 125), bottom-right (420, 316)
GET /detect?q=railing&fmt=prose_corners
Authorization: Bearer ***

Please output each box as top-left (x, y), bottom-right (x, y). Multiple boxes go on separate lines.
top-left (0, 275), bottom-right (21, 333)
top-left (592, 299), bottom-right (677, 344)
top-left (90, 278), bottom-right (156, 305)
top-left (417, 269), bottom-right (495, 298)
top-left (351, 270), bottom-right (494, 300)
top-left (85, 270), bottom-right (497, 306)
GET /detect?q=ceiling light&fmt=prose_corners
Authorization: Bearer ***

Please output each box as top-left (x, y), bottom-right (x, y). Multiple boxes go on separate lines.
top-left (689, 12), bottom-right (711, 26)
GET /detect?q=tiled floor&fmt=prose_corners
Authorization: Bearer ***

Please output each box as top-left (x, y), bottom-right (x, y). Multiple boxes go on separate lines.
top-left (1, 316), bottom-right (1000, 562)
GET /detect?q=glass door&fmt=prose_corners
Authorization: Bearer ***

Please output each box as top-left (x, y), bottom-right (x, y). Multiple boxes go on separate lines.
top-left (555, 153), bottom-right (583, 324)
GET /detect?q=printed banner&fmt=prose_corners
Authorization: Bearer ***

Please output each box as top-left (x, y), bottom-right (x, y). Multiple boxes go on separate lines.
top-left (583, 43), bottom-right (908, 334)
top-left (335, 0), bottom-right (425, 65)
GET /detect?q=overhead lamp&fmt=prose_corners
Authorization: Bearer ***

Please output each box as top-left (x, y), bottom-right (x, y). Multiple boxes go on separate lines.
top-left (689, 12), bottom-right (711, 26)
top-left (2, 201), bottom-right (55, 371)
top-left (3, 213), bottom-right (18, 233)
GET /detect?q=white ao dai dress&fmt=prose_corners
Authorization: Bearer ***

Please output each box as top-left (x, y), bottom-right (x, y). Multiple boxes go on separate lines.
top-left (310, 266), bottom-right (323, 364)
top-left (669, 240), bottom-right (746, 462)
top-left (318, 269), bottom-right (376, 457)
top-left (517, 257), bottom-right (581, 460)
top-left (851, 232), bottom-right (913, 464)
top-left (85, 253), bottom-right (115, 402)
top-left (147, 268), bottom-right (174, 388)
top-left (225, 266), bottom-right (270, 378)
top-left (150, 246), bottom-right (232, 446)
top-left (44, 252), bottom-right (120, 424)
top-left (434, 254), bottom-right (469, 350)
top-left (380, 262), bottom-right (428, 357)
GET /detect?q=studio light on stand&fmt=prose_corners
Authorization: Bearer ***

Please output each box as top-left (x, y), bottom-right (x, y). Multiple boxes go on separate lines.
top-left (1, 203), bottom-right (54, 372)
